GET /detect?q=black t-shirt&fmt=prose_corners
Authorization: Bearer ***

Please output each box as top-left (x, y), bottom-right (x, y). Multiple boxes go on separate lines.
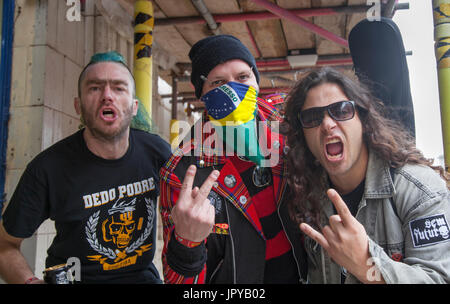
top-left (3, 128), bottom-right (171, 283)
top-left (339, 180), bottom-right (365, 218)
top-left (331, 179), bottom-right (365, 284)
top-left (331, 179), bottom-right (365, 218)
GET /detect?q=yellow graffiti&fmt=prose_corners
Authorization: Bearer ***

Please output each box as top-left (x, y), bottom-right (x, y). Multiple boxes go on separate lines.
top-left (434, 3), bottom-right (450, 19)
top-left (437, 38), bottom-right (450, 68)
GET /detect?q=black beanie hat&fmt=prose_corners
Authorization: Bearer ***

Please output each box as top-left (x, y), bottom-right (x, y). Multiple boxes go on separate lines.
top-left (189, 35), bottom-right (260, 99)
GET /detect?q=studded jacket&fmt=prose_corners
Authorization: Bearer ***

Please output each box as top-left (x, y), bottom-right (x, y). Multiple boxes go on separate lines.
top-left (304, 150), bottom-right (450, 284)
top-left (159, 97), bottom-right (307, 284)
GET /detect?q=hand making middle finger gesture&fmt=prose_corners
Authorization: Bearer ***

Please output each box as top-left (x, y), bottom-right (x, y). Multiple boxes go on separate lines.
top-left (300, 189), bottom-right (384, 283)
top-left (171, 165), bottom-right (220, 243)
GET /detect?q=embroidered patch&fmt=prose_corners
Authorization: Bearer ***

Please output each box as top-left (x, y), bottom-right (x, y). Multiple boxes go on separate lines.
top-left (391, 253), bottom-right (403, 262)
top-left (208, 190), bottom-right (223, 215)
top-left (212, 223), bottom-right (229, 235)
top-left (409, 214), bottom-right (450, 248)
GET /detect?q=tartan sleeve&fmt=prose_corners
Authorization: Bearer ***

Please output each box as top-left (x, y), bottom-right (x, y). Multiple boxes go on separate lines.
top-left (159, 165), bottom-right (207, 284)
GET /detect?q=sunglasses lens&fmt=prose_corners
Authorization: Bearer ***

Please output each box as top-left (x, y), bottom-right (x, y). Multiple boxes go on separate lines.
top-left (329, 101), bottom-right (355, 121)
top-left (299, 101), bottom-right (355, 128)
top-left (299, 108), bottom-right (323, 128)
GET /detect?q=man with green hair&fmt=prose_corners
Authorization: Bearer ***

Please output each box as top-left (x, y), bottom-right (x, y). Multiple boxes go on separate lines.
top-left (0, 51), bottom-right (171, 284)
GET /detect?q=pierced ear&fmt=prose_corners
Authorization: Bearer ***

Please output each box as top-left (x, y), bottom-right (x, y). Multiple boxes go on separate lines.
top-left (132, 99), bottom-right (139, 116)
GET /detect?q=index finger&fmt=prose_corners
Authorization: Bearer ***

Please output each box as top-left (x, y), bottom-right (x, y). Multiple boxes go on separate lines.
top-left (179, 165), bottom-right (197, 199)
top-left (327, 188), bottom-right (354, 226)
top-left (196, 170), bottom-right (220, 202)
top-left (299, 223), bottom-right (330, 251)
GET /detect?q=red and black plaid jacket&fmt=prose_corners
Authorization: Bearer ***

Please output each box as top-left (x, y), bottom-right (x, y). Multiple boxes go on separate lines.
top-left (159, 97), bottom-right (307, 284)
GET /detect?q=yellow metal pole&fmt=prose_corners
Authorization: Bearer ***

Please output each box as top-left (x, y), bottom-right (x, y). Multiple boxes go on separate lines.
top-left (170, 119), bottom-right (180, 148)
top-left (134, 0), bottom-right (154, 119)
top-left (433, 0), bottom-right (450, 173)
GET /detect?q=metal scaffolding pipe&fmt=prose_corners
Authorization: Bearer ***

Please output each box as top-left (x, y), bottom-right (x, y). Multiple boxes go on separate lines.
top-left (161, 92), bottom-right (195, 98)
top-left (191, 0), bottom-right (221, 35)
top-left (259, 87), bottom-right (290, 94)
top-left (316, 58), bottom-right (354, 66)
top-left (256, 56), bottom-right (353, 68)
top-left (170, 75), bottom-right (179, 147)
top-left (382, 0), bottom-right (398, 18)
top-left (161, 87), bottom-right (292, 100)
top-left (176, 54), bottom-right (353, 71)
top-left (0, 0), bottom-right (15, 212)
top-left (259, 64), bottom-right (350, 75)
top-left (246, 22), bottom-right (262, 58)
top-left (249, 0), bottom-right (348, 47)
top-left (155, 4), bottom-right (410, 26)
top-left (256, 59), bottom-right (290, 68)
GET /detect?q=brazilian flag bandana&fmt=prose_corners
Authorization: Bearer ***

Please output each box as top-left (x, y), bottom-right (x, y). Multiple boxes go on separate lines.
top-left (201, 82), bottom-right (265, 166)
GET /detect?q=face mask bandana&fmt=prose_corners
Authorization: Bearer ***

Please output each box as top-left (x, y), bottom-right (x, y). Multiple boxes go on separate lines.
top-left (201, 81), bottom-right (265, 166)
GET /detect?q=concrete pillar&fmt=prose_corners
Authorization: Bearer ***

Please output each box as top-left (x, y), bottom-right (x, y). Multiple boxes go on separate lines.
top-left (3, 0), bottom-right (87, 281)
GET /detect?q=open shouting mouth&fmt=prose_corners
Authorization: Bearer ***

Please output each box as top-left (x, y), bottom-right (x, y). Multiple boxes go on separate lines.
top-left (100, 107), bottom-right (118, 122)
top-left (325, 137), bottom-right (344, 161)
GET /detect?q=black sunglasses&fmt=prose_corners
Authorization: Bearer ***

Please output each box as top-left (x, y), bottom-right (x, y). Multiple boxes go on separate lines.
top-left (298, 100), bottom-right (356, 128)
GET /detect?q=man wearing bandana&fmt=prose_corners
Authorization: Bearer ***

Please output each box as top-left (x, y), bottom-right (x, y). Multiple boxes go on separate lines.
top-left (160, 35), bottom-right (307, 283)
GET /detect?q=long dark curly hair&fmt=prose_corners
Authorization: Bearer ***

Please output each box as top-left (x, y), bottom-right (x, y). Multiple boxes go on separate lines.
top-left (282, 67), bottom-right (448, 229)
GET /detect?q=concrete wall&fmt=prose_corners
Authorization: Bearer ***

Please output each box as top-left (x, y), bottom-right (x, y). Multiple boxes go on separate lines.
top-left (2, 0), bottom-right (184, 283)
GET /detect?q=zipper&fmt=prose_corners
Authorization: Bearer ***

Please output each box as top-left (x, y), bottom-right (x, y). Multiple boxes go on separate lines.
top-left (224, 202), bottom-right (237, 284)
top-left (208, 259), bottom-right (224, 283)
top-left (277, 187), bottom-right (306, 284)
top-left (321, 247), bottom-right (327, 284)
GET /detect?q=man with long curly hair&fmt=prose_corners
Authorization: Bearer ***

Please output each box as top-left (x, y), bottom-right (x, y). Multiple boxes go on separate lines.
top-left (283, 67), bottom-right (450, 284)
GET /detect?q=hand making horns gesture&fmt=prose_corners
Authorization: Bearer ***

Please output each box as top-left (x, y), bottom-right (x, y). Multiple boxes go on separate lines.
top-left (171, 165), bottom-right (220, 243)
top-left (300, 189), bottom-right (385, 284)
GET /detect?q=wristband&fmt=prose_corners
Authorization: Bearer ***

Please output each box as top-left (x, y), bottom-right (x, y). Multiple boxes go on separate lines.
top-left (173, 230), bottom-right (202, 248)
top-left (25, 276), bottom-right (39, 284)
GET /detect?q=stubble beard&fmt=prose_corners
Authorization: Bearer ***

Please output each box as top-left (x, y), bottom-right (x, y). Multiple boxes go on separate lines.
top-left (80, 103), bottom-right (134, 142)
